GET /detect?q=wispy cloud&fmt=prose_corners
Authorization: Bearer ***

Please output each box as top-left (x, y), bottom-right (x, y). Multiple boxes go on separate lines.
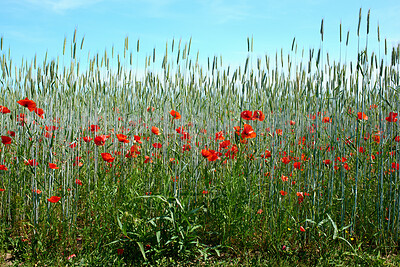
top-left (198, 0), bottom-right (250, 24)
top-left (26, 0), bottom-right (103, 12)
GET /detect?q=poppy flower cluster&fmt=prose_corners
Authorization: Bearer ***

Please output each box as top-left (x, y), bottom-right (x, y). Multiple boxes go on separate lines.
top-left (240, 110), bottom-right (265, 121)
top-left (17, 98), bottom-right (45, 118)
top-left (386, 112), bottom-right (398, 123)
top-left (201, 149), bottom-right (220, 161)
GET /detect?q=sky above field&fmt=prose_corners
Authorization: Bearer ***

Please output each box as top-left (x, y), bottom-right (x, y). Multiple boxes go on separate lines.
top-left (1, 0), bottom-right (399, 71)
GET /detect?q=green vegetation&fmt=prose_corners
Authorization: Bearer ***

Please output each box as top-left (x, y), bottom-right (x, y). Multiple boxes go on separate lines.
top-left (1, 9), bottom-right (400, 266)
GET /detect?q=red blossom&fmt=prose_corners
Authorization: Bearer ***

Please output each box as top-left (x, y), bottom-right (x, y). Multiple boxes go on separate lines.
top-left (252, 110), bottom-right (265, 121)
top-left (386, 112), bottom-right (398, 123)
top-left (241, 124), bottom-right (256, 139)
top-left (49, 163), bottom-right (59, 169)
top-left (83, 136), bottom-right (93, 143)
top-left (25, 159), bottom-right (38, 166)
top-left (0, 106), bottom-right (11, 114)
top-left (1, 136), bottom-right (12, 145)
top-left (357, 112), bottom-right (368, 120)
top-left (101, 153), bottom-right (115, 163)
top-left (151, 126), bottom-right (161, 135)
top-left (94, 135), bottom-right (107, 146)
top-left (17, 97), bottom-right (37, 112)
top-left (34, 108), bottom-right (44, 118)
top-left (90, 125), bottom-right (100, 132)
top-left (152, 143), bottom-right (162, 148)
top-left (116, 134), bottom-right (129, 143)
top-left (169, 110), bottom-right (181, 119)
top-left (240, 110), bottom-right (253, 120)
top-left (281, 157), bottom-right (290, 164)
top-left (47, 196), bottom-right (61, 203)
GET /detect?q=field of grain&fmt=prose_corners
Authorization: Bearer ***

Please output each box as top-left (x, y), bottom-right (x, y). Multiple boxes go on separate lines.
top-left (0, 11), bottom-right (400, 265)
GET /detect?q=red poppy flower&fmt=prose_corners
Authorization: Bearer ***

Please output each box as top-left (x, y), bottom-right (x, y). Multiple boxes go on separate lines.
top-left (181, 132), bottom-right (191, 140)
top-left (219, 140), bottom-right (231, 149)
top-left (47, 196), bottom-right (61, 203)
top-left (144, 156), bottom-right (153, 163)
top-left (276, 129), bottom-right (283, 136)
top-left (323, 159), bottom-right (331, 165)
top-left (101, 153), bottom-right (115, 163)
top-left (201, 149), bottom-right (219, 161)
top-left (300, 226), bottom-right (306, 232)
top-left (357, 112), bottom-right (368, 120)
top-left (386, 112), bottom-right (398, 123)
top-left (0, 106), bottom-right (11, 114)
top-left (1, 136), bottom-right (12, 145)
top-left (83, 136), bottom-right (92, 143)
top-left (215, 131), bottom-right (225, 141)
top-left (151, 126), bottom-right (161, 135)
top-left (116, 134), bottom-right (129, 143)
top-left (170, 110), bottom-right (181, 119)
top-left (7, 131), bottom-right (15, 137)
top-left (225, 144), bottom-right (238, 159)
top-left (358, 147), bottom-right (365, 153)
top-left (147, 107), bottom-right (155, 112)
top-left (132, 135), bottom-right (142, 144)
top-left (201, 149), bottom-right (212, 158)
top-left (69, 142), bottom-right (77, 148)
top-left (252, 110), bottom-right (265, 121)
top-left (17, 97), bottom-right (37, 112)
top-left (343, 163), bottom-right (350, 171)
top-left (117, 248), bottom-right (124, 255)
top-left (152, 143), bottom-right (162, 148)
top-left (34, 108), bottom-right (44, 118)
top-left (289, 120), bottom-right (295, 126)
top-left (94, 135), bottom-right (107, 146)
top-left (293, 162), bottom-right (301, 169)
top-left (32, 189), bottom-right (42, 194)
top-left (240, 110), bottom-right (253, 121)
top-left (75, 178), bottom-right (83, 185)
top-left (262, 149), bottom-right (272, 158)
top-left (280, 190), bottom-right (288, 196)
top-left (241, 124), bottom-right (256, 139)
top-left (49, 163), bottom-right (59, 169)
top-left (336, 157), bottom-right (347, 163)
top-left (281, 175), bottom-right (288, 182)
top-left (25, 159), bottom-right (38, 166)
top-left (281, 157), bottom-right (290, 164)
top-left (175, 127), bottom-right (183, 134)
top-left (90, 125), bottom-right (100, 132)
top-left (0, 165), bottom-right (8, 171)
top-left (322, 117), bottom-right (331, 123)
top-left (0, 188), bottom-right (5, 192)
top-left (395, 136), bottom-right (400, 142)
top-left (392, 163), bottom-right (400, 171)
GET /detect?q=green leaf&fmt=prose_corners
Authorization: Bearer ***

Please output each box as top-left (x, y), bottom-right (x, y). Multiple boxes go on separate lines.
top-left (327, 214), bottom-right (338, 240)
top-left (137, 241), bottom-right (147, 260)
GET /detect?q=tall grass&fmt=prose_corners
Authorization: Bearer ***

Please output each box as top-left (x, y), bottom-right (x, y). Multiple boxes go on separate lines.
top-left (0, 9), bottom-right (399, 265)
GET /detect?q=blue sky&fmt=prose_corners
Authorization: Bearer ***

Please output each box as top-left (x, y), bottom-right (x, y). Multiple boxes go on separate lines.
top-left (1, 0), bottom-right (399, 71)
